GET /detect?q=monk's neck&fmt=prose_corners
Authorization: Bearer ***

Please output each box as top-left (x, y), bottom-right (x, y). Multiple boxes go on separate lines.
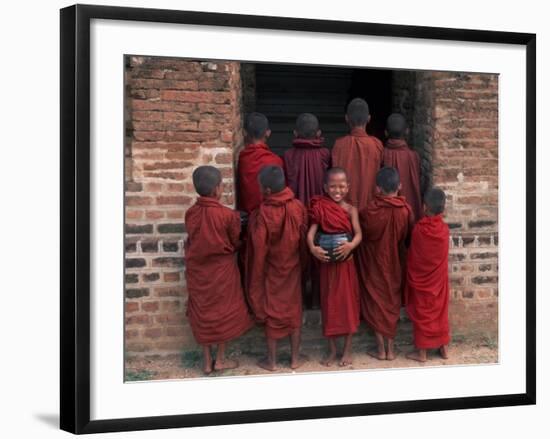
top-left (247, 140), bottom-right (267, 147)
top-left (350, 126), bottom-right (368, 136)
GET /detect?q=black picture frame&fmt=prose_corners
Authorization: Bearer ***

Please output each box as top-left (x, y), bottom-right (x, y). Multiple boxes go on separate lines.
top-left (60, 4), bottom-right (536, 434)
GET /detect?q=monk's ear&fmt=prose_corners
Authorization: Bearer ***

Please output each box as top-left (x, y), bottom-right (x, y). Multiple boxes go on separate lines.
top-left (384, 129), bottom-right (388, 138)
top-left (293, 129), bottom-right (298, 138)
top-left (316, 129), bottom-right (322, 138)
top-left (265, 129), bottom-right (272, 139)
top-left (398, 183), bottom-right (402, 192)
top-left (405, 127), bottom-right (410, 138)
top-left (367, 114), bottom-right (371, 125)
top-left (344, 114), bottom-right (349, 125)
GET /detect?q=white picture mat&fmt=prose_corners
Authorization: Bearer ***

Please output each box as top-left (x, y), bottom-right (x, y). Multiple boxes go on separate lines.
top-left (90, 19), bottom-right (526, 421)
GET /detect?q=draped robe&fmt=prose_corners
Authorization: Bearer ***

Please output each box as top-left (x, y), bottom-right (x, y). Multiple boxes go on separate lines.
top-left (331, 127), bottom-right (383, 211)
top-left (383, 138), bottom-right (423, 222)
top-left (356, 194), bottom-right (413, 338)
top-left (405, 214), bottom-right (451, 349)
top-left (184, 197), bottom-right (253, 345)
top-left (246, 187), bottom-right (307, 339)
top-left (309, 195), bottom-right (360, 337)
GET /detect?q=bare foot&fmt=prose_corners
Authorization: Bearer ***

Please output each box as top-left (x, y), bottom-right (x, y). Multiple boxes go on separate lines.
top-left (439, 345), bottom-right (449, 359)
top-left (386, 348), bottom-right (396, 361)
top-left (290, 356), bottom-right (303, 370)
top-left (321, 351), bottom-right (337, 367)
top-left (203, 359), bottom-right (214, 375)
top-left (257, 358), bottom-right (277, 371)
top-left (339, 353), bottom-right (353, 367)
top-left (367, 348), bottom-right (386, 361)
top-left (406, 350), bottom-right (427, 362)
top-left (214, 358), bottom-right (239, 371)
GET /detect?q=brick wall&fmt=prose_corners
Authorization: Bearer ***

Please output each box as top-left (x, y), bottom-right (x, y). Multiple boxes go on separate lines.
top-left (124, 56), bottom-right (243, 356)
top-left (394, 70), bottom-right (499, 340)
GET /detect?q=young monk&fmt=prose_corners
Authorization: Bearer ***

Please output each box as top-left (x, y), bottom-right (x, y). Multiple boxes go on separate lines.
top-left (405, 188), bottom-right (451, 362)
top-left (382, 113), bottom-right (423, 222)
top-left (308, 167), bottom-right (362, 367)
top-left (284, 113), bottom-right (331, 206)
top-left (283, 113), bottom-right (331, 309)
top-left (332, 98), bottom-right (384, 211)
top-left (356, 167), bottom-right (414, 361)
top-left (246, 165), bottom-right (308, 371)
top-left (184, 166), bottom-right (254, 374)
top-left (237, 112), bottom-right (284, 215)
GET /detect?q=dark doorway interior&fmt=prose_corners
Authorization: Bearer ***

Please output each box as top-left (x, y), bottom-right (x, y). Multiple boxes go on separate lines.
top-left (249, 63), bottom-right (393, 156)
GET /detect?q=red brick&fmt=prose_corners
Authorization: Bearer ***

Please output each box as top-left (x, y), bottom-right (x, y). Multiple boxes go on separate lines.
top-left (215, 153), bottom-right (233, 164)
top-left (125, 302), bottom-right (139, 313)
top-left (167, 210), bottom-right (185, 219)
top-left (126, 196), bottom-right (154, 206)
top-left (144, 327), bottom-right (163, 339)
top-left (141, 301), bottom-right (160, 312)
top-left (126, 209), bottom-right (144, 220)
top-left (145, 210), bottom-right (165, 220)
top-left (163, 272), bottom-right (180, 282)
top-left (156, 195), bottom-right (193, 206)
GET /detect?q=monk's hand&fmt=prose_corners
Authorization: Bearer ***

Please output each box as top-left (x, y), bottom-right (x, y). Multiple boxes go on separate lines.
top-left (334, 241), bottom-right (354, 261)
top-left (311, 245), bottom-right (330, 262)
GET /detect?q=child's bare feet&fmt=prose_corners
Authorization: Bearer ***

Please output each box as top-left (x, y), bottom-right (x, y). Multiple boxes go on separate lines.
top-left (406, 349), bottom-right (427, 362)
top-left (257, 358), bottom-right (277, 371)
top-left (290, 355), bottom-right (303, 370)
top-left (203, 360), bottom-right (214, 375)
top-left (214, 358), bottom-right (239, 371)
top-left (386, 339), bottom-right (396, 361)
top-left (367, 347), bottom-right (386, 360)
top-left (439, 345), bottom-right (449, 359)
top-left (339, 353), bottom-right (353, 367)
top-left (322, 351), bottom-right (337, 366)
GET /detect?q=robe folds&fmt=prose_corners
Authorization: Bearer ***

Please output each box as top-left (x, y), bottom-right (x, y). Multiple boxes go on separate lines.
top-left (331, 127), bottom-right (384, 211)
top-left (405, 214), bottom-right (451, 349)
top-left (283, 137), bottom-right (331, 207)
top-left (309, 195), bottom-right (360, 337)
top-left (383, 138), bottom-right (423, 222)
top-left (357, 194), bottom-right (413, 338)
top-left (246, 187), bottom-right (308, 339)
top-left (184, 197), bottom-right (253, 346)
top-left (237, 142), bottom-right (284, 215)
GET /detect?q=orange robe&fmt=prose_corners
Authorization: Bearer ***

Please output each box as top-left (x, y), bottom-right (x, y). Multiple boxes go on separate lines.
top-left (331, 127), bottom-right (383, 211)
top-left (383, 138), bottom-right (423, 222)
top-left (356, 194), bottom-right (413, 338)
top-left (237, 142), bottom-right (284, 214)
top-left (246, 187), bottom-right (307, 339)
top-left (309, 195), bottom-right (360, 337)
top-left (405, 214), bottom-right (451, 349)
top-left (184, 197), bottom-right (253, 345)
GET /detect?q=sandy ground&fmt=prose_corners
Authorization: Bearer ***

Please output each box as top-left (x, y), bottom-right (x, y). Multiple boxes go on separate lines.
top-left (125, 335), bottom-right (498, 381)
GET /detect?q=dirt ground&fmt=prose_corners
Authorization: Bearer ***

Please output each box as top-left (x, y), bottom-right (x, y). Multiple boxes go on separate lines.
top-left (125, 333), bottom-right (498, 381)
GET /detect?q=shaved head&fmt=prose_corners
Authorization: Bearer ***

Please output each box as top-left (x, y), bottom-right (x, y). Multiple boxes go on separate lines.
top-left (376, 166), bottom-right (400, 194)
top-left (258, 165), bottom-right (286, 193)
top-left (346, 98), bottom-right (370, 127)
top-left (424, 187), bottom-right (446, 215)
top-left (192, 166), bottom-right (222, 196)
top-left (324, 167), bottom-right (349, 184)
top-left (245, 112), bottom-right (269, 139)
top-left (386, 113), bottom-right (407, 139)
top-left (295, 113), bottom-right (320, 139)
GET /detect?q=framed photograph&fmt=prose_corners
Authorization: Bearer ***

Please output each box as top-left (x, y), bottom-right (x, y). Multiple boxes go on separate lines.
top-left (60, 4), bottom-right (536, 434)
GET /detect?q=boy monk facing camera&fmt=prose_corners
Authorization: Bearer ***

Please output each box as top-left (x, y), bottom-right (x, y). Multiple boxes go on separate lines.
top-left (356, 167), bottom-right (414, 361)
top-left (406, 188), bottom-right (451, 362)
top-left (246, 165), bottom-right (308, 371)
top-left (332, 98), bottom-right (383, 211)
top-left (308, 167), bottom-right (362, 367)
top-left (184, 166), bottom-right (254, 374)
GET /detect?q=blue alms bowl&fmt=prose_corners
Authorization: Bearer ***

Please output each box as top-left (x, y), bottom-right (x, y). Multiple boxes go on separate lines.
top-left (314, 232), bottom-right (352, 262)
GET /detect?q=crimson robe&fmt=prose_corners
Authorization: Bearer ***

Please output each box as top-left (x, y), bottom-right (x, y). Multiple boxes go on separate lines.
top-left (309, 195), bottom-right (360, 337)
top-left (383, 138), bottom-right (423, 222)
top-left (405, 214), bottom-right (451, 349)
top-left (331, 127), bottom-right (383, 211)
top-left (283, 138), bottom-right (331, 207)
top-left (237, 142), bottom-right (284, 214)
top-left (356, 194), bottom-right (413, 338)
top-left (184, 197), bottom-right (253, 345)
top-left (246, 187), bottom-right (307, 339)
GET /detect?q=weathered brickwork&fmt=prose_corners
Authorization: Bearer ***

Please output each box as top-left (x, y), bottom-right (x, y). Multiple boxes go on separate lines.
top-left (125, 62), bottom-right (498, 358)
top-left (393, 70), bottom-right (499, 339)
top-left (124, 56), bottom-right (243, 356)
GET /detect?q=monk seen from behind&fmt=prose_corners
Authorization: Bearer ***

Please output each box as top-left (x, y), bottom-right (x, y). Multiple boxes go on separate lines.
top-left (382, 113), bottom-right (423, 222)
top-left (308, 168), bottom-right (362, 367)
top-left (405, 187), bottom-right (451, 362)
top-left (331, 98), bottom-right (383, 211)
top-left (357, 167), bottom-right (414, 361)
top-left (184, 166), bottom-right (254, 374)
top-left (237, 112), bottom-right (284, 215)
top-left (246, 165), bottom-right (308, 371)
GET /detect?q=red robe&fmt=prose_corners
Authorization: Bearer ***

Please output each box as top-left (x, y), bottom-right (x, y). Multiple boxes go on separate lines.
top-left (405, 214), bottom-right (451, 349)
top-left (383, 138), bottom-right (423, 222)
top-left (184, 197), bottom-right (253, 345)
top-left (246, 187), bottom-right (307, 339)
top-left (357, 194), bottom-right (413, 338)
top-left (331, 127), bottom-right (383, 211)
top-left (309, 195), bottom-right (360, 337)
top-left (237, 142), bottom-right (284, 214)
top-left (283, 138), bottom-right (331, 207)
